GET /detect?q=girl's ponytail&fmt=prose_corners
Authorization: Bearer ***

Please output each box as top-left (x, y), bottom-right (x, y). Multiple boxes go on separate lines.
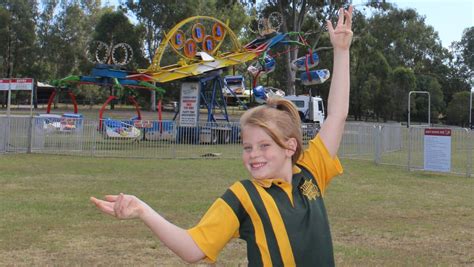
top-left (266, 98), bottom-right (301, 128)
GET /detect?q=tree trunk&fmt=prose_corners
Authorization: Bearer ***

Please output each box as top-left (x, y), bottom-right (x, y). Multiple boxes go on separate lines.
top-left (110, 86), bottom-right (115, 110)
top-left (33, 84), bottom-right (38, 109)
top-left (284, 52), bottom-right (297, 95)
top-left (278, 0), bottom-right (305, 96)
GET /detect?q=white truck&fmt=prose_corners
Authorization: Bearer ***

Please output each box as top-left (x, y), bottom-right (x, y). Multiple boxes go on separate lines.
top-left (284, 95), bottom-right (325, 124)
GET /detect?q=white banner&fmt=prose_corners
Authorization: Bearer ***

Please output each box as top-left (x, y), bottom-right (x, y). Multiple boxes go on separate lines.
top-left (0, 78), bottom-right (34, 91)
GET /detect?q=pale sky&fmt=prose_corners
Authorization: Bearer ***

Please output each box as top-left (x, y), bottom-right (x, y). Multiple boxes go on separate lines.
top-left (361, 0), bottom-right (474, 48)
top-left (106, 0), bottom-right (473, 49)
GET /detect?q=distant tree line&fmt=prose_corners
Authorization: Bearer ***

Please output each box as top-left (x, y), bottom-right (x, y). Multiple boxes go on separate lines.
top-left (0, 0), bottom-right (472, 126)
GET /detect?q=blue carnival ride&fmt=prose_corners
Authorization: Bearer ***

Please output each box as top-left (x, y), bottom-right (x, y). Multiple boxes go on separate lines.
top-left (52, 63), bottom-right (169, 140)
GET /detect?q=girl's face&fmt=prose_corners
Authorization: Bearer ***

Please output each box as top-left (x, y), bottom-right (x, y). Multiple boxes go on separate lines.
top-left (241, 125), bottom-right (295, 182)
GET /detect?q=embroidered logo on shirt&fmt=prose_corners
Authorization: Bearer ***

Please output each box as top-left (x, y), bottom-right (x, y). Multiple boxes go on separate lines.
top-left (300, 179), bottom-right (320, 200)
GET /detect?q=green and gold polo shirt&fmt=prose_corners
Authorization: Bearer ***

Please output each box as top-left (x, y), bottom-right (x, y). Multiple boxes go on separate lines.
top-left (188, 135), bottom-right (343, 266)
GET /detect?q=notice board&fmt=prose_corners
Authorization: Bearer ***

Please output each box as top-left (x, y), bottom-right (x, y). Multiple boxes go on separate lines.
top-left (424, 128), bottom-right (451, 172)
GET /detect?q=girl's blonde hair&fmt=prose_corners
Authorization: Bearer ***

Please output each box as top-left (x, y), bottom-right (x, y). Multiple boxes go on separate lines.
top-left (240, 97), bottom-right (303, 165)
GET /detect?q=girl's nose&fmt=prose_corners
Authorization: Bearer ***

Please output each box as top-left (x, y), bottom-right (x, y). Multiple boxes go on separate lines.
top-left (249, 147), bottom-right (261, 158)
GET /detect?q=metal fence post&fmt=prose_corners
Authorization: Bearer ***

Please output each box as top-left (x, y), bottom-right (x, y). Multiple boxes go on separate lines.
top-left (172, 121), bottom-right (177, 159)
top-left (374, 125), bottom-right (382, 164)
top-left (5, 116), bottom-right (11, 153)
top-left (357, 124), bottom-right (362, 156)
top-left (467, 129), bottom-right (472, 178)
top-left (26, 116), bottom-right (33, 153)
top-left (0, 117), bottom-right (5, 154)
top-left (91, 120), bottom-right (97, 157)
top-left (407, 126), bottom-right (412, 171)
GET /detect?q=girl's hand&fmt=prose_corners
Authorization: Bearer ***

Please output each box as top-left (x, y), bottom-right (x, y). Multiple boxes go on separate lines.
top-left (327, 5), bottom-right (353, 51)
top-left (90, 193), bottom-right (147, 220)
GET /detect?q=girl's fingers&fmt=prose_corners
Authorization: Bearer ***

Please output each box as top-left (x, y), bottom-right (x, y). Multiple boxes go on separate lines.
top-left (91, 193), bottom-right (138, 219)
top-left (104, 195), bottom-right (119, 201)
top-left (326, 20), bottom-right (334, 34)
top-left (120, 194), bottom-right (129, 216)
top-left (344, 11), bottom-right (351, 29)
top-left (90, 197), bottom-right (115, 216)
top-left (345, 6), bottom-right (353, 29)
top-left (90, 196), bottom-right (99, 205)
top-left (337, 8), bottom-right (344, 26)
top-left (114, 193), bottom-right (124, 217)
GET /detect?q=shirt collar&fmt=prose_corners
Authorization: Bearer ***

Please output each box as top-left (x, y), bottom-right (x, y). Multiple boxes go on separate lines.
top-left (252, 165), bottom-right (303, 188)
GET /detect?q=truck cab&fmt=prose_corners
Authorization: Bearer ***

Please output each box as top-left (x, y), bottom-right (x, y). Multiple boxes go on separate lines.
top-left (284, 95), bottom-right (325, 124)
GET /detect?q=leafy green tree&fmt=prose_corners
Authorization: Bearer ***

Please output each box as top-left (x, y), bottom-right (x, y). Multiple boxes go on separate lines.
top-left (36, 0), bottom-right (60, 80)
top-left (69, 10), bottom-right (148, 109)
top-left (351, 23), bottom-right (392, 121)
top-left (446, 91), bottom-right (470, 126)
top-left (451, 27), bottom-right (473, 90)
top-left (0, 0), bottom-right (37, 78)
top-left (412, 74), bottom-right (444, 124)
top-left (459, 27), bottom-right (474, 71)
top-left (55, 3), bottom-right (89, 76)
top-left (390, 66), bottom-right (416, 121)
top-left (92, 11), bottom-right (147, 69)
top-left (36, 1), bottom-right (115, 110)
top-left (368, 7), bottom-right (443, 68)
top-left (366, 5), bottom-right (467, 116)
top-left (425, 52), bottom-right (467, 106)
top-left (36, 0), bottom-right (109, 79)
top-left (0, 7), bottom-right (10, 77)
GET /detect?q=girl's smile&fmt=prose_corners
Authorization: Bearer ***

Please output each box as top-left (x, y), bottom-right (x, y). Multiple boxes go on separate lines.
top-left (250, 162), bottom-right (266, 169)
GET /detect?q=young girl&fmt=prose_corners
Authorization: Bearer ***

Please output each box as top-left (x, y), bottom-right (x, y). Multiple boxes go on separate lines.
top-left (91, 6), bottom-right (352, 266)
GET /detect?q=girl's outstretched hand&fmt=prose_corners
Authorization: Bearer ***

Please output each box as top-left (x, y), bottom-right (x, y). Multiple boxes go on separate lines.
top-left (327, 5), bottom-right (353, 50)
top-left (90, 193), bottom-right (147, 220)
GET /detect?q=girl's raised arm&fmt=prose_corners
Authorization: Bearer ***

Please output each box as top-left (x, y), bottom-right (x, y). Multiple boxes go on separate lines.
top-left (319, 6), bottom-right (353, 157)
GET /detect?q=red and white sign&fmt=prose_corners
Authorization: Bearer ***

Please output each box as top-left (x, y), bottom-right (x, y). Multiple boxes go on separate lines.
top-left (11, 78), bottom-right (34, 90)
top-left (179, 82), bottom-right (200, 127)
top-left (0, 78), bottom-right (34, 91)
top-left (0, 79), bottom-right (9, 91)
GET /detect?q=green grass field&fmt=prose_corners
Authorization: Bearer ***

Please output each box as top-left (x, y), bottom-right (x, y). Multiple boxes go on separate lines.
top-left (0, 154), bottom-right (473, 266)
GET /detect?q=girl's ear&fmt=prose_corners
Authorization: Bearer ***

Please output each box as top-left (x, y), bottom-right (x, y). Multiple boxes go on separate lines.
top-left (285, 138), bottom-right (297, 157)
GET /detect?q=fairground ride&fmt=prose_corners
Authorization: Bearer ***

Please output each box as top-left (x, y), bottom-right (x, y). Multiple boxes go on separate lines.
top-left (47, 41), bottom-right (167, 140)
top-left (131, 14), bottom-right (330, 143)
top-left (136, 12), bottom-right (329, 122)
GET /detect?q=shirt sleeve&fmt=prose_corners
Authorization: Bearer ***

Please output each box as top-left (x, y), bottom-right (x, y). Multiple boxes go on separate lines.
top-left (297, 134), bottom-right (343, 195)
top-left (187, 197), bottom-right (240, 262)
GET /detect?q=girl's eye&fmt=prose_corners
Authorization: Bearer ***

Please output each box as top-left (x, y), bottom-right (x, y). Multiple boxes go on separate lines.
top-left (243, 146), bottom-right (252, 152)
top-left (260, 143), bottom-right (270, 149)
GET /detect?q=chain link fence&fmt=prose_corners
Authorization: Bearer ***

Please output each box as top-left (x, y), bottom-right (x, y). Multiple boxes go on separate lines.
top-left (1, 115), bottom-right (472, 177)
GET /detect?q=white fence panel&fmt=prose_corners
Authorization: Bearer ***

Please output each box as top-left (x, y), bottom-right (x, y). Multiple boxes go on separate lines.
top-left (2, 116), bottom-right (473, 177)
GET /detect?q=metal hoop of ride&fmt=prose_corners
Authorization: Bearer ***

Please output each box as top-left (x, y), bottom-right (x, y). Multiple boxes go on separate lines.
top-left (111, 43), bottom-right (133, 66)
